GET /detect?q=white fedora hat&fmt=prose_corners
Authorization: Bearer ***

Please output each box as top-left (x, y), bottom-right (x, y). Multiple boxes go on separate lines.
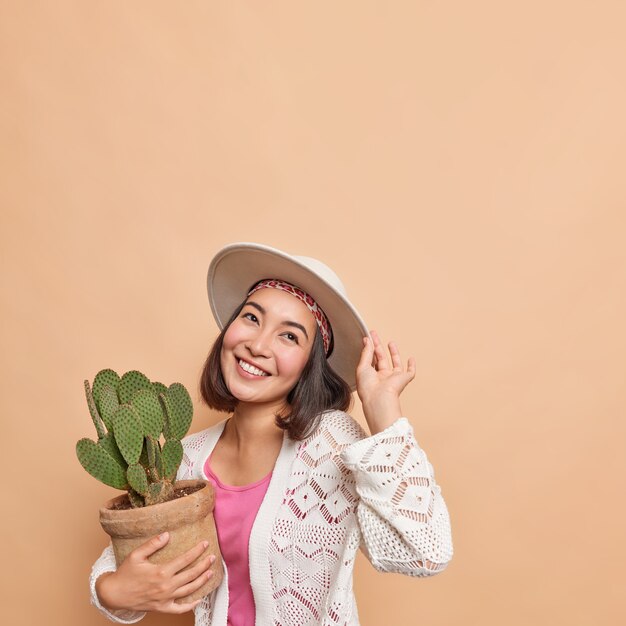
top-left (206, 242), bottom-right (369, 391)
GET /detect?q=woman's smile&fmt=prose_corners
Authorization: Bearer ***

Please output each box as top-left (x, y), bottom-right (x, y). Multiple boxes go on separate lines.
top-left (236, 357), bottom-right (271, 378)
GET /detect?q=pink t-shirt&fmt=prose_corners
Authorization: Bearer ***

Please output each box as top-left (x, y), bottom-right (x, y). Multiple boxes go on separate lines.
top-left (204, 452), bottom-right (272, 626)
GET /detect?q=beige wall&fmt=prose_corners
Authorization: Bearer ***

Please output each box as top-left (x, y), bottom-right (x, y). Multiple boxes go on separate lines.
top-left (2, 2), bottom-right (625, 625)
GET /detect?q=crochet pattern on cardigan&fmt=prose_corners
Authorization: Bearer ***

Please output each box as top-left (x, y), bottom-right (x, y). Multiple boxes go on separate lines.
top-left (89, 410), bottom-right (454, 625)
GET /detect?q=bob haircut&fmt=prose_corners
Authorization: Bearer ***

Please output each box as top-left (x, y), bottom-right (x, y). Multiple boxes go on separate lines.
top-left (199, 297), bottom-right (353, 441)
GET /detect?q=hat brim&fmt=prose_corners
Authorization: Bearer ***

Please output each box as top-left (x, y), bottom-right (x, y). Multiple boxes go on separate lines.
top-left (206, 242), bottom-right (369, 391)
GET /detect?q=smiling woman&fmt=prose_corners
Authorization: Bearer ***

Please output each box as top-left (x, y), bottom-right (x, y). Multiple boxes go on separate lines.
top-left (88, 242), bottom-right (454, 626)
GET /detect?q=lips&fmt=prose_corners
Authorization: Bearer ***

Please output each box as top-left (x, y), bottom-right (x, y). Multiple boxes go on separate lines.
top-left (236, 356), bottom-right (271, 377)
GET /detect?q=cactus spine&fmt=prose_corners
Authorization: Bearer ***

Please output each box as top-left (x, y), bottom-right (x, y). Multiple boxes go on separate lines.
top-left (76, 369), bottom-right (194, 508)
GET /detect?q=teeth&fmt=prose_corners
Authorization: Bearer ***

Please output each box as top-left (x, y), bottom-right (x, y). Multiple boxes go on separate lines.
top-left (238, 359), bottom-right (269, 376)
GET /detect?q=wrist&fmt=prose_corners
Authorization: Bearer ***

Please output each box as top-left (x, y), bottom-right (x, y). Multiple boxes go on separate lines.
top-left (96, 571), bottom-right (124, 611)
top-left (362, 397), bottom-right (403, 435)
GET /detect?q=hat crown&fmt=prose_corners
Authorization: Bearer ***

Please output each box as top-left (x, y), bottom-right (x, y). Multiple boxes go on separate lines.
top-left (292, 255), bottom-right (348, 298)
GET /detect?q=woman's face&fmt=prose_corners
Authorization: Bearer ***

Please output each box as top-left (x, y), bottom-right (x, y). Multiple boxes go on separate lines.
top-left (220, 287), bottom-right (318, 407)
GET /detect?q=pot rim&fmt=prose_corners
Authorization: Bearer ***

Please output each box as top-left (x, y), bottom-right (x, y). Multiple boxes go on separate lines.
top-left (99, 479), bottom-right (215, 537)
top-left (100, 479), bottom-right (209, 511)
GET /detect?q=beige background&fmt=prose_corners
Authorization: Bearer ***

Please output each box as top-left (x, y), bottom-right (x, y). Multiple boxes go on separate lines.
top-left (1, 2), bottom-right (625, 625)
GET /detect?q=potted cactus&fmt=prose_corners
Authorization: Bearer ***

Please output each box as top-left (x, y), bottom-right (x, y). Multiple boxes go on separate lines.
top-left (76, 368), bottom-right (223, 602)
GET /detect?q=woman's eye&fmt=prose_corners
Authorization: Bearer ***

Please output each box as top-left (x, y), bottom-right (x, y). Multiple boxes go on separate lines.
top-left (243, 312), bottom-right (258, 323)
top-left (284, 332), bottom-right (299, 344)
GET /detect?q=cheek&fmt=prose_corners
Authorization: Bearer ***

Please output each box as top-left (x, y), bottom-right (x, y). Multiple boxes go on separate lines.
top-left (279, 351), bottom-right (309, 379)
top-left (220, 323), bottom-right (246, 371)
top-left (222, 321), bottom-right (247, 349)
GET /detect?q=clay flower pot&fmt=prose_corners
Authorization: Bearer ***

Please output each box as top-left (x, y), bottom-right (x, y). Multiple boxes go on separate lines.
top-left (99, 479), bottom-right (223, 603)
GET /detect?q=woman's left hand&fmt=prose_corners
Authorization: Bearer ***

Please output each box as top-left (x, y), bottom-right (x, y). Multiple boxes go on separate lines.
top-left (355, 329), bottom-right (416, 435)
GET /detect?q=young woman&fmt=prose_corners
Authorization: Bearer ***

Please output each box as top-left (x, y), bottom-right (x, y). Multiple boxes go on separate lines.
top-left (90, 242), bottom-right (453, 626)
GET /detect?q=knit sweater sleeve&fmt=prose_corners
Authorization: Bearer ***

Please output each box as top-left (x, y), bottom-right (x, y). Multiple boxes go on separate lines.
top-left (339, 415), bottom-right (454, 576)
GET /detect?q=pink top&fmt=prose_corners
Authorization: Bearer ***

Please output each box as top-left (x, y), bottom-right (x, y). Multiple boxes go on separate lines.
top-left (204, 453), bottom-right (272, 626)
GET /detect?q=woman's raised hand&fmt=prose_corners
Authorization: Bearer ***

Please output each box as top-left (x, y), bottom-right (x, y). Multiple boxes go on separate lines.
top-left (95, 531), bottom-right (216, 614)
top-left (355, 329), bottom-right (416, 435)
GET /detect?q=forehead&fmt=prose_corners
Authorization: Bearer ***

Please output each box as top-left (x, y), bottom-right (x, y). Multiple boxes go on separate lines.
top-left (244, 287), bottom-right (317, 330)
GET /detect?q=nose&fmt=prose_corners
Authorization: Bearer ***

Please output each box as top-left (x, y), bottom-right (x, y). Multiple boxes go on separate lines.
top-left (246, 329), bottom-right (273, 358)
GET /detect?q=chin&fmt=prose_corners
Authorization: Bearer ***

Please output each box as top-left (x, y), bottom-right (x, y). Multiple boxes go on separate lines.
top-left (227, 383), bottom-right (284, 406)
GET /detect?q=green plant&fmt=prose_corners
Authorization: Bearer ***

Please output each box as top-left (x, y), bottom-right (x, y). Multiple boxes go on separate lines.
top-left (76, 368), bottom-right (194, 508)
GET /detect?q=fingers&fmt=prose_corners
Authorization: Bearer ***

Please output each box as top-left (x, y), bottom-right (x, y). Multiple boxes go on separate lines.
top-left (372, 331), bottom-right (411, 371)
top-left (130, 532), bottom-right (170, 561)
top-left (172, 561), bottom-right (215, 600)
top-left (357, 334), bottom-right (374, 372)
top-left (388, 341), bottom-right (403, 370)
top-left (407, 356), bottom-right (416, 378)
top-left (164, 540), bottom-right (210, 577)
top-left (370, 330), bottom-right (390, 370)
top-left (172, 552), bottom-right (216, 592)
top-left (165, 596), bottom-right (205, 615)
top-left (361, 330), bottom-right (416, 382)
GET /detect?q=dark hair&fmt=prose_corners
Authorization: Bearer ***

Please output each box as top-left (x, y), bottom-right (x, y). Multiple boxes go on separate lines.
top-left (199, 298), bottom-right (353, 441)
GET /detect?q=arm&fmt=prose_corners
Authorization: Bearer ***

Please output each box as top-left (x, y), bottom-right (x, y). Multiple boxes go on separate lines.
top-left (345, 330), bottom-right (453, 575)
top-left (90, 544), bottom-right (147, 623)
top-left (340, 416), bottom-right (453, 576)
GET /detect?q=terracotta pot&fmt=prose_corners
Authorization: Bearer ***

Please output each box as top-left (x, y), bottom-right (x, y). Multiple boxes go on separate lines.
top-left (99, 479), bottom-right (223, 603)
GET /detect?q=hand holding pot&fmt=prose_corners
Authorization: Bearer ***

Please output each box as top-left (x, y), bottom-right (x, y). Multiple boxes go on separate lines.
top-left (96, 531), bottom-right (216, 614)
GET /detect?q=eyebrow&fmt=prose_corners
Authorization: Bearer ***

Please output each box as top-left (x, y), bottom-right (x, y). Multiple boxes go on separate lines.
top-left (244, 301), bottom-right (310, 341)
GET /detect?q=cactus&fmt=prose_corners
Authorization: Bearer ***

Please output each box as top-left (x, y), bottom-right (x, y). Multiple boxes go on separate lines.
top-left (76, 368), bottom-right (194, 508)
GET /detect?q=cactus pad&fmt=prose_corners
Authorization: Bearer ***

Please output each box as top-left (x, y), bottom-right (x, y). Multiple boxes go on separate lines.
top-left (93, 369), bottom-right (120, 406)
top-left (131, 388), bottom-right (164, 439)
top-left (160, 383), bottom-right (193, 440)
top-left (162, 440), bottom-right (183, 481)
top-left (112, 405), bottom-right (144, 465)
top-left (99, 432), bottom-right (126, 468)
top-left (145, 436), bottom-right (157, 468)
top-left (98, 384), bottom-right (120, 431)
top-left (76, 438), bottom-right (128, 489)
top-left (127, 463), bottom-right (149, 495)
top-left (144, 482), bottom-right (163, 506)
top-left (84, 380), bottom-right (107, 440)
top-left (118, 370), bottom-right (151, 404)
top-left (128, 489), bottom-right (145, 508)
top-left (152, 381), bottom-right (168, 397)
top-left (145, 480), bottom-right (174, 505)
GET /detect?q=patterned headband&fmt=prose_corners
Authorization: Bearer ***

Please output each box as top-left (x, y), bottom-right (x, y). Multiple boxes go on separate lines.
top-left (246, 279), bottom-right (333, 355)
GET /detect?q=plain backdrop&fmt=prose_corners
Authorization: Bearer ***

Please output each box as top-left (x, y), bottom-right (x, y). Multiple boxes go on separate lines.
top-left (1, 2), bottom-right (625, 625)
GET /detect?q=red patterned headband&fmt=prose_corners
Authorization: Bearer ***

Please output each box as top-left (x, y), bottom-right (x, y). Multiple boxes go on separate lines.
top-left (246, 279), bottom-right (333, 355)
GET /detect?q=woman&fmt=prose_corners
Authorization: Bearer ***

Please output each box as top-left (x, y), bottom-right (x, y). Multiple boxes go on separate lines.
top-left (90, 242), bottom-right (453, 625)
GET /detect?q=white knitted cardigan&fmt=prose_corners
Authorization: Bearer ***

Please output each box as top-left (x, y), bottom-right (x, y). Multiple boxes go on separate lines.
top-left (89, 410), bottom-right (453, 625)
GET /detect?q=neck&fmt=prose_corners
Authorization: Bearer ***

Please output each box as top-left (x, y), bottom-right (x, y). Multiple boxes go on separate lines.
top-left (225, 400), bottom-right (286, 451)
